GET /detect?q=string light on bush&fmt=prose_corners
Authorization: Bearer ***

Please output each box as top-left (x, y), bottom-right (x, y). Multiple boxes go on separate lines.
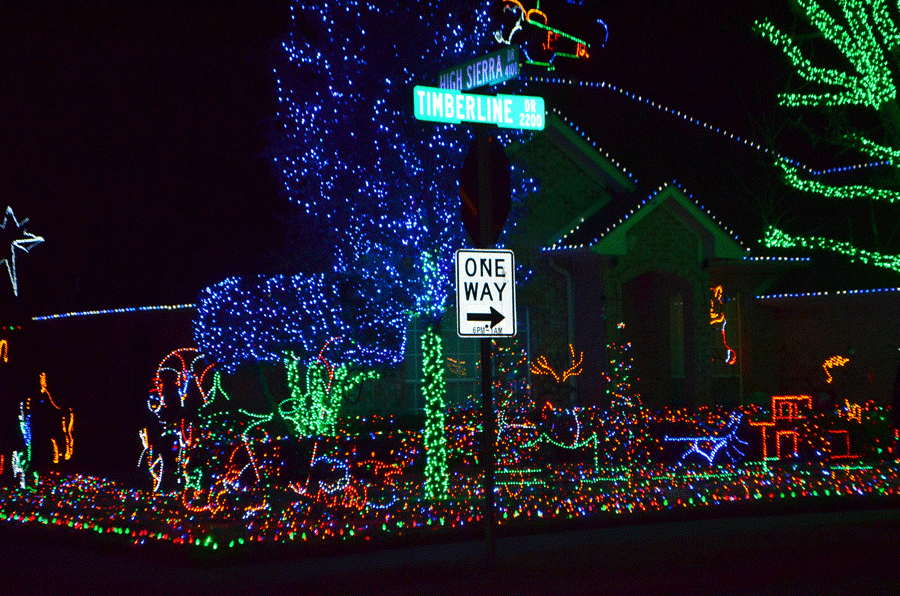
top-left (283, 339), bottom-right (380, 436)
top-left (32, 304), bottom-right (196, 322)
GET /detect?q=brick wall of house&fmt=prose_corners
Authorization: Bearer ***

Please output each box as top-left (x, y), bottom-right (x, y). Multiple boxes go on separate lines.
top-left (763, 293), bottom-right (900, 407)
top-left (607, 204), bottom-right (713, 407)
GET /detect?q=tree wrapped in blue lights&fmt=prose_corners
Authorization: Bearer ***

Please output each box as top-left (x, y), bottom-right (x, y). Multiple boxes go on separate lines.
top-left (194, 0), bottom-right (535, 371)
top-left (193, 1), bottom-right (538, 501)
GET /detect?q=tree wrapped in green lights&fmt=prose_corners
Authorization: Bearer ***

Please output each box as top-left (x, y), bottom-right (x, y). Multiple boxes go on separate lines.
top-left (283, 350), bottom-right (380, 437)
top-left (755, 0), bottom-right (900, 268)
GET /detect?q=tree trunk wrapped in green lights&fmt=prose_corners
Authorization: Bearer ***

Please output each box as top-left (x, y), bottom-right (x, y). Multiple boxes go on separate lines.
top-left (755, 0), bottom-right (900, 267)
top-left (421, 324), bottom-right (449, 500)
top-left (283, 352), bottom-right (379, 437)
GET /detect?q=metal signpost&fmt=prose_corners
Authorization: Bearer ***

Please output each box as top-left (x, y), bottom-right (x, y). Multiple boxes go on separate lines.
top-left (455, 249), bottom-right (516, 337)
top-left (414, 50), bottom-right (540, 568)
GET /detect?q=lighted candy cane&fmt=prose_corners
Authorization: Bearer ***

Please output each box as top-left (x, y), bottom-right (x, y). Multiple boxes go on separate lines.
top-left (823, 355), bottom-right (850, 384)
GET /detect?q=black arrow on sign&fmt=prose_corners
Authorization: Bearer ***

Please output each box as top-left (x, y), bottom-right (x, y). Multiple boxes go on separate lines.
top-left (467, 306), bottom-right (505, 328)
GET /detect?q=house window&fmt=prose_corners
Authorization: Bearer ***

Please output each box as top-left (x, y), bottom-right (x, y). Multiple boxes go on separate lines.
top-left (670, 293), bottom-right (685, 379)
top-left (777, 401), bottom-right (799, 420)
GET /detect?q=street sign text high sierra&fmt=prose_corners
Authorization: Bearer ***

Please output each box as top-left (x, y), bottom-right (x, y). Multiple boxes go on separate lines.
top-left (413, 86), bottom-right (544, 130)
top-left (439, 46), bottom-right (521, 91)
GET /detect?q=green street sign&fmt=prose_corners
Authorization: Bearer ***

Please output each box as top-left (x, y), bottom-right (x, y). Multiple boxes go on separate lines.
top-left (438, 46), bottom-right (521, 91)
top-left (413, 86), bottom-right (545, 131)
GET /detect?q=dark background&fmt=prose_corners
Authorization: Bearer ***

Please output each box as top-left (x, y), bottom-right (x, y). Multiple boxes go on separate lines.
top-left (1, 1), bottom-right (799, 321)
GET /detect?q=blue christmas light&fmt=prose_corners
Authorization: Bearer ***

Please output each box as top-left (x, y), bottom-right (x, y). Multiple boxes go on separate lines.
top-left (194, 1), bottom-right (534, 370)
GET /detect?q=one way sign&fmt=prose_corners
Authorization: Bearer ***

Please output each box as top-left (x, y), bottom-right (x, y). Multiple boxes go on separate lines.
top-left (455, 249), bottom-right (516, 337)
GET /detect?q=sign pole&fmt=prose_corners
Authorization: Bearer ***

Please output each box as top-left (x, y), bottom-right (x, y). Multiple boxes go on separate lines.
top-left (475, 122), bottom-right (497, 568)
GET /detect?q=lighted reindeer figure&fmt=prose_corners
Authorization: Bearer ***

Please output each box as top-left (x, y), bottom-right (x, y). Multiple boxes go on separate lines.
top-left (530, 344), bottom-right (583, 406)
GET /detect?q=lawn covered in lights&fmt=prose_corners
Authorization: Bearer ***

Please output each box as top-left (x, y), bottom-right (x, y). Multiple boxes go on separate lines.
top-left (2, 340), bottom-right (898, 552)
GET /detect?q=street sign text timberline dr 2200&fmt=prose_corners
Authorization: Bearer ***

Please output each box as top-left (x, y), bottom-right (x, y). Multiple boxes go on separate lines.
top-left (413, 86), bottom-right (545, 131)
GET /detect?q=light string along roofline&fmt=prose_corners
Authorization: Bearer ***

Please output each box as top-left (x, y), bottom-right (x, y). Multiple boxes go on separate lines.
top-left (32, 304), bottom-right (197, 321)
top-left (531, 73), bottom-right (900, 277)
top-left (526, 75), bottom-right (893, 177)
top-left (756, 286), bottom-right (900, 300)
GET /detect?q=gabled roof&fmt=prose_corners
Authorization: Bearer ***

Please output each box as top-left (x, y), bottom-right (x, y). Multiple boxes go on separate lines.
top-left (545, 181), bottom-right (747, 260)
top-left (542, 110), bottom-right (637, 194)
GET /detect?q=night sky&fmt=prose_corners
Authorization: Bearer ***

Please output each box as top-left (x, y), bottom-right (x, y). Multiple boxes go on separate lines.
top-left (1, 1), bottom-right (824, 320)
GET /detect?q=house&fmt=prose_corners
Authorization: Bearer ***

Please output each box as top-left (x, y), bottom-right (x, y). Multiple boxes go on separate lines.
top-left (518, 112), bottom-right (900, 411)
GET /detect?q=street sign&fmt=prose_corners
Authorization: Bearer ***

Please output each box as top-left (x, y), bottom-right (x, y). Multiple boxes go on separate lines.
top-left (413, 86), bottom-right (545, 130)
top-left (455, 249), bottom-right (516, 337)
top-left (438, 46), bottom-right (521, 92)
top-left (459, 135), bottom-right (510, 248)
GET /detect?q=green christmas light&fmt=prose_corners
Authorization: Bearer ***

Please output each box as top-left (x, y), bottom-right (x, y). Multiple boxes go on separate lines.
top-left (764, 225), bottom-right (900, 273)
top-left (754, 0), bottom-right (897, 109)
top-left (283, 350), bottom-right (379, 437)
top-left (422, 325), bottom-right (448, 500)
top-left (777, 159), bottom-right (900, 203)
top-left (851, 135), bottom-right (900, 161)
top-left (757, 0), bottom-right (900, 269)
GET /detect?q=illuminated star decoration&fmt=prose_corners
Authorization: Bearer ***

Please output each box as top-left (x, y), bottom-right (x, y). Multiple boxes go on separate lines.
top-left (1, 206), bottom-right (44, 296)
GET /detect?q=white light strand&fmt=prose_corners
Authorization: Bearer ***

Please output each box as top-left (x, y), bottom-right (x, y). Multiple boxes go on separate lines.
top-left (528, 75), bottom-right (893, 176)
top-left (32, 304), bottom-right (197, 321)
top-left (544, 181), bottom-right (746, 252)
